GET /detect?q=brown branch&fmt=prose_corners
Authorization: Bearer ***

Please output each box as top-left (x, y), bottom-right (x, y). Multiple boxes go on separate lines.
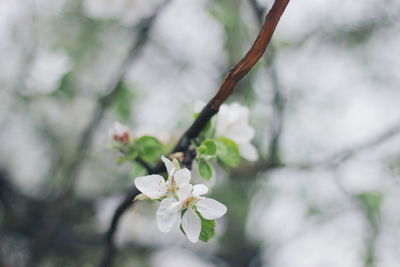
top-left (99, 1), bottom-right (290, 266)
top-left (152, 0), bottom-right (290, 173)
top-left (210, 0), bottom-right (289, 109)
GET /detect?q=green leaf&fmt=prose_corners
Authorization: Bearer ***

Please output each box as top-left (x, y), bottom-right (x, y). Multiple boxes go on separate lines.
top-left (216, 137), bottom-right (241, 167)
top-left (136, 136), bottom-right (164, 163)
top-left (197, 139), bottom-right (217, 156)
top-left (198, 160), bottom-right (213, 180)
top-left (180, 210), bottom-right (216, 242)
top-left (356, 192), bottom-right (383, 216)
top-left (199, 214), bottom-right (216, 242)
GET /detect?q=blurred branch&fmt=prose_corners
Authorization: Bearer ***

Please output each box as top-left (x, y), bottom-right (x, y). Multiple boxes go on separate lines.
top-left (320, 121), bottom-right (400, 168)
top-left (249, 0), bottom-right (286, 166)
top-left (332, 176), bottom-right (380, 267)
top-left (58, 4), bottom-right (167, 198)
top-left (29, 2), bottom-right (172, 265)
top-left (234, 120), bottom-right (400, 176)
top-left (99, 0), bottom-right (290, 266)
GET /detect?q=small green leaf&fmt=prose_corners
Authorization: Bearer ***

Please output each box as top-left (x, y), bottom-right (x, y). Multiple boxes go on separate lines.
top-left (216, 137), bottom-right (241, 167)
top-left (199, 214), bottom-right (216, 242)
top-left (179, 210), bottom-right (216, 242)
top-left (197, 139), bottom-right (217, 156)
top-left (196, 145), bottom-right (207, 154)
top-left (136, 136), bottom-right (163, 163)
top-left (126, 148), bottom-right (139, 160)
top-left (198, 160), bottom-right (213, 180)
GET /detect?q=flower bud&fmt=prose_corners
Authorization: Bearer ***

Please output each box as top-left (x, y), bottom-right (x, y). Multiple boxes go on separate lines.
top-left (110, 121), bottom-right (130, 144)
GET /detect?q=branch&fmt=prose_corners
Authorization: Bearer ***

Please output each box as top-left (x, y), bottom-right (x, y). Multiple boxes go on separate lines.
top-left (99, 0), bottom-right (290, 265)
top-left (97, 187), bottom-right (140, 267)
top-left (234, 120), bottom-right (400, 175)
top-left (322, 121), bottom-right (400, 168)
top-left (153, 0), bottom-right (290, 173)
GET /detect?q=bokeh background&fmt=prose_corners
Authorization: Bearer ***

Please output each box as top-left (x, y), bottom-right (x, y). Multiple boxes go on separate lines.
top-left (1, 0), bottom-right (400, 266)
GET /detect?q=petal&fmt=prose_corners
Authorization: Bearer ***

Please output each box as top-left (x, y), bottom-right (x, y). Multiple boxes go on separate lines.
top-left (229, 125), bottom-right (255, 143)
top-left (239, 142), bottom-right (259, 161)
top-left (192, 184), bottom-right (208, 197)
top-left (215, 103), bottom-right (255, 143)
top-left (173, 168), bottom-right (191, 187)
top-left (177, 184), bottom-right (193, 202)
top-left (156, 197), bottom-right (181, 233)
top-left (196, 198), bottom-right (227, 220)
top-left (161, 156), bottom-right (175, 177)
top-left (182, 208), bottom-right (201, 243)
top-left (134, 175), bottom-right (167, 199)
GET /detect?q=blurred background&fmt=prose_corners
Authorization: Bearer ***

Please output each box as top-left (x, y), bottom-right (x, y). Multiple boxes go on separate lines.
top-left (1, 0), bottom-right (400, 266)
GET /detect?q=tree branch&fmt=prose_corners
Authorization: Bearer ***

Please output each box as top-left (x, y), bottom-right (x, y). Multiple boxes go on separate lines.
top-left (152, 0), bottom-right (290, 173)
top-left (99, 1), bottom-right (290, 266)
top-left (233, 120), bottom-right (400, 176)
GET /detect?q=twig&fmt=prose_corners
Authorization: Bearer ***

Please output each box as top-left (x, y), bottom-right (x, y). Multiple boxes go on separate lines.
top-left (234, 120), bottom-right (400, 175)
top-left (98, 187), bottom-right (140, 267)
top-left (99, 1), bottom-right (290, 266)
top-left (322, 121), bottom-right (400, 168)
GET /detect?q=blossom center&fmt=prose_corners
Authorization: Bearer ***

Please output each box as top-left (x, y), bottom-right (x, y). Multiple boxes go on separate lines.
top-left (182, 197), bottom-right (197, 209)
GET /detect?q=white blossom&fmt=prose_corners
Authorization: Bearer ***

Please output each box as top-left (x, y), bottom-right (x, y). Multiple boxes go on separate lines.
top-left (134, 156), bottom-right (227, 242)
top-left (134, 156), bottom-right (191, 200)
top-left (157, 183), bottom-right (227, 243)
top-left (216, 103), bottom-right (258, 161)
top-left (195, 101), bottom-right (259, 161)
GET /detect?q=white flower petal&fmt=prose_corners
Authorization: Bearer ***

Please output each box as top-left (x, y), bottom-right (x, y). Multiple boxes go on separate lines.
top-left (177, 184), bottom-right (193, 202)
top-left (192, 184), bottom-right (208, 197)
top-left (182, 208), bottom-right (201, 243)
top-left (229, 125), bottom-right (255, 143)
top-left (239, 142), bottom-right (259, 161)
top-left (156, 197), bottom-right (181, 233)
top-left (161, 156), bottom-right (175, 177)
top-left (196, 198), bottom-right (227, 220)
top-left (216, 103), bottom-right (255, 143)
top-left (134, 175), bottom-right (167, 199)
top-left (173, 168), bottom-right (191, 187)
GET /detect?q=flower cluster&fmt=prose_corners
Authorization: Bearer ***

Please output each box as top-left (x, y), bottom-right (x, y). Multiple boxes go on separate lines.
top-left (134, 156), bottom-right (227, 243)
